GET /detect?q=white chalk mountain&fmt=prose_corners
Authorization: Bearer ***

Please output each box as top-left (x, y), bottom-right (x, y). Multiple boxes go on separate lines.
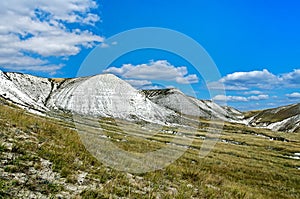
top-left (0, 70), bottom-right (299, 132)
top-left (0, 71), bottom-right (54, 112)
top-left (142, 89), bottom-right (244, 122)
top-left (0, 71), bottom-right (173, 124)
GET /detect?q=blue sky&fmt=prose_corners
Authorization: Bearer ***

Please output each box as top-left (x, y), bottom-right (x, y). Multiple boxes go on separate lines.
top-left (0, 0), bottom-right (299, 110)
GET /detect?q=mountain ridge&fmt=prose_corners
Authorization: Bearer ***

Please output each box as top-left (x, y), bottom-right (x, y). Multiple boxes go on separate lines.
top-left (0, 70), bottom-right (299, 132)
top-left (246, 103), bottom-right (300, 132)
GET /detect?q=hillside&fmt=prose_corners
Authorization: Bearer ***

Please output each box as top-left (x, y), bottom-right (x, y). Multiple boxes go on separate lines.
top-left (143, 88), bottom-right (244, 122)
top-left (246, 103), bottom-right (300, 133)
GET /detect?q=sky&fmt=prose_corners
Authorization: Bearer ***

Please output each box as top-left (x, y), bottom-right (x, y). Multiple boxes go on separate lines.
top-left (0, 0), bottom-right (299, 111)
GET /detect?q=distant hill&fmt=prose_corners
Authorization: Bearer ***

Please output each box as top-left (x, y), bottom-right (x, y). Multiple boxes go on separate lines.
top-left (246, 103), bottom-right (300, 132)
top-left (142, 88), bottom-right (244, 122)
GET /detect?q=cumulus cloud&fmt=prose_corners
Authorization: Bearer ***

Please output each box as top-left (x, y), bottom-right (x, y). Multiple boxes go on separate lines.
top-left (176, 74), bottom-right (198, 84)
top-left (221, 69), bottom-right (276, 82)
top-left (104, 60), bottom-right (199, 84)
top-left (220, 69), bottom-right (278, 89)
top-left (100, 43), bottom-right (110, 48)
top-left (0, 0), bottom-right (103, 73)
top-left (213, 95), bottom-right (248, 102)
top-left (247, 94), bottom-right (269, 100)
top-left (208, 69), bottom-right (300, 91)
top-left (125, 79), bottom-right (152, 88)
top-left (125, 79), bottom-right (167, 90)
top-left (286, 92), bottom-right (300, 99)
top-left (280, 69), bottom-right (300, 87)
top-left (213, 94), bottom-right (269, 102)
top-left (100, 41), bottom-right (118, 48)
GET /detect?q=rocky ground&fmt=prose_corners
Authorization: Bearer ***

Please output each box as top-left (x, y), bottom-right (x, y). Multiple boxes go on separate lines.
top-left (0, 123), bottom-right (102, 198)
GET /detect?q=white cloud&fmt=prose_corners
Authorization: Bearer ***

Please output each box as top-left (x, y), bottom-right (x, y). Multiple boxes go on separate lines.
top-left (0, 0), bottom-right (103, 73)
top-left (213, 94), bottom-right (269, 102)
top-left (213, 95), bottom-right (248, 102)
top-left (14, 31), bottom-right (102, 57)
top-left (286, 92), bottom-right (300, 99)
top-left (220, 69), bottom-right (278, 89)
top-left (4, 64), bottom-right (63, 73)
top-left (280, 69), bottom-right (300, 87)
top-left (125, 79), bottom-right (166, 90)
top-left (247, 94), bottom-right (269, 100)
top-left (0, 55), bottom-right (46, 67)
top-left (176, 74), bottom-right (198, 84)
top-left (100, 43), bottom-right (110, 48)
top-left (209, 69), bottom-right (300, 91)
top-left (100, 41), bottom-right (118, 48)
top-left (221, 69), bottom-right (275, 82)
top-left (125, 79), bottom-right (152, 88)
top-left (104, 60), bottom-right (199, 84)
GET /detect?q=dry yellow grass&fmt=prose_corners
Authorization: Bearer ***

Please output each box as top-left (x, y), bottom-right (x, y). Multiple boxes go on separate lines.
top-left (0, 100), bottom-right (299, 198)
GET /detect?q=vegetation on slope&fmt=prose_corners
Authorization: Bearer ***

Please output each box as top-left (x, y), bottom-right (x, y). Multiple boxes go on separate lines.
top-left (0, 99), bottom-right (299, 198)
top-left (246, 103), bottom-right (300, 124)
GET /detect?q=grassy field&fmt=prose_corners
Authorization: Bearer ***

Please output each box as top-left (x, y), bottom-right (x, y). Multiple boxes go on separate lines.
top-left (0, 99), bottom-right (299, 198)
